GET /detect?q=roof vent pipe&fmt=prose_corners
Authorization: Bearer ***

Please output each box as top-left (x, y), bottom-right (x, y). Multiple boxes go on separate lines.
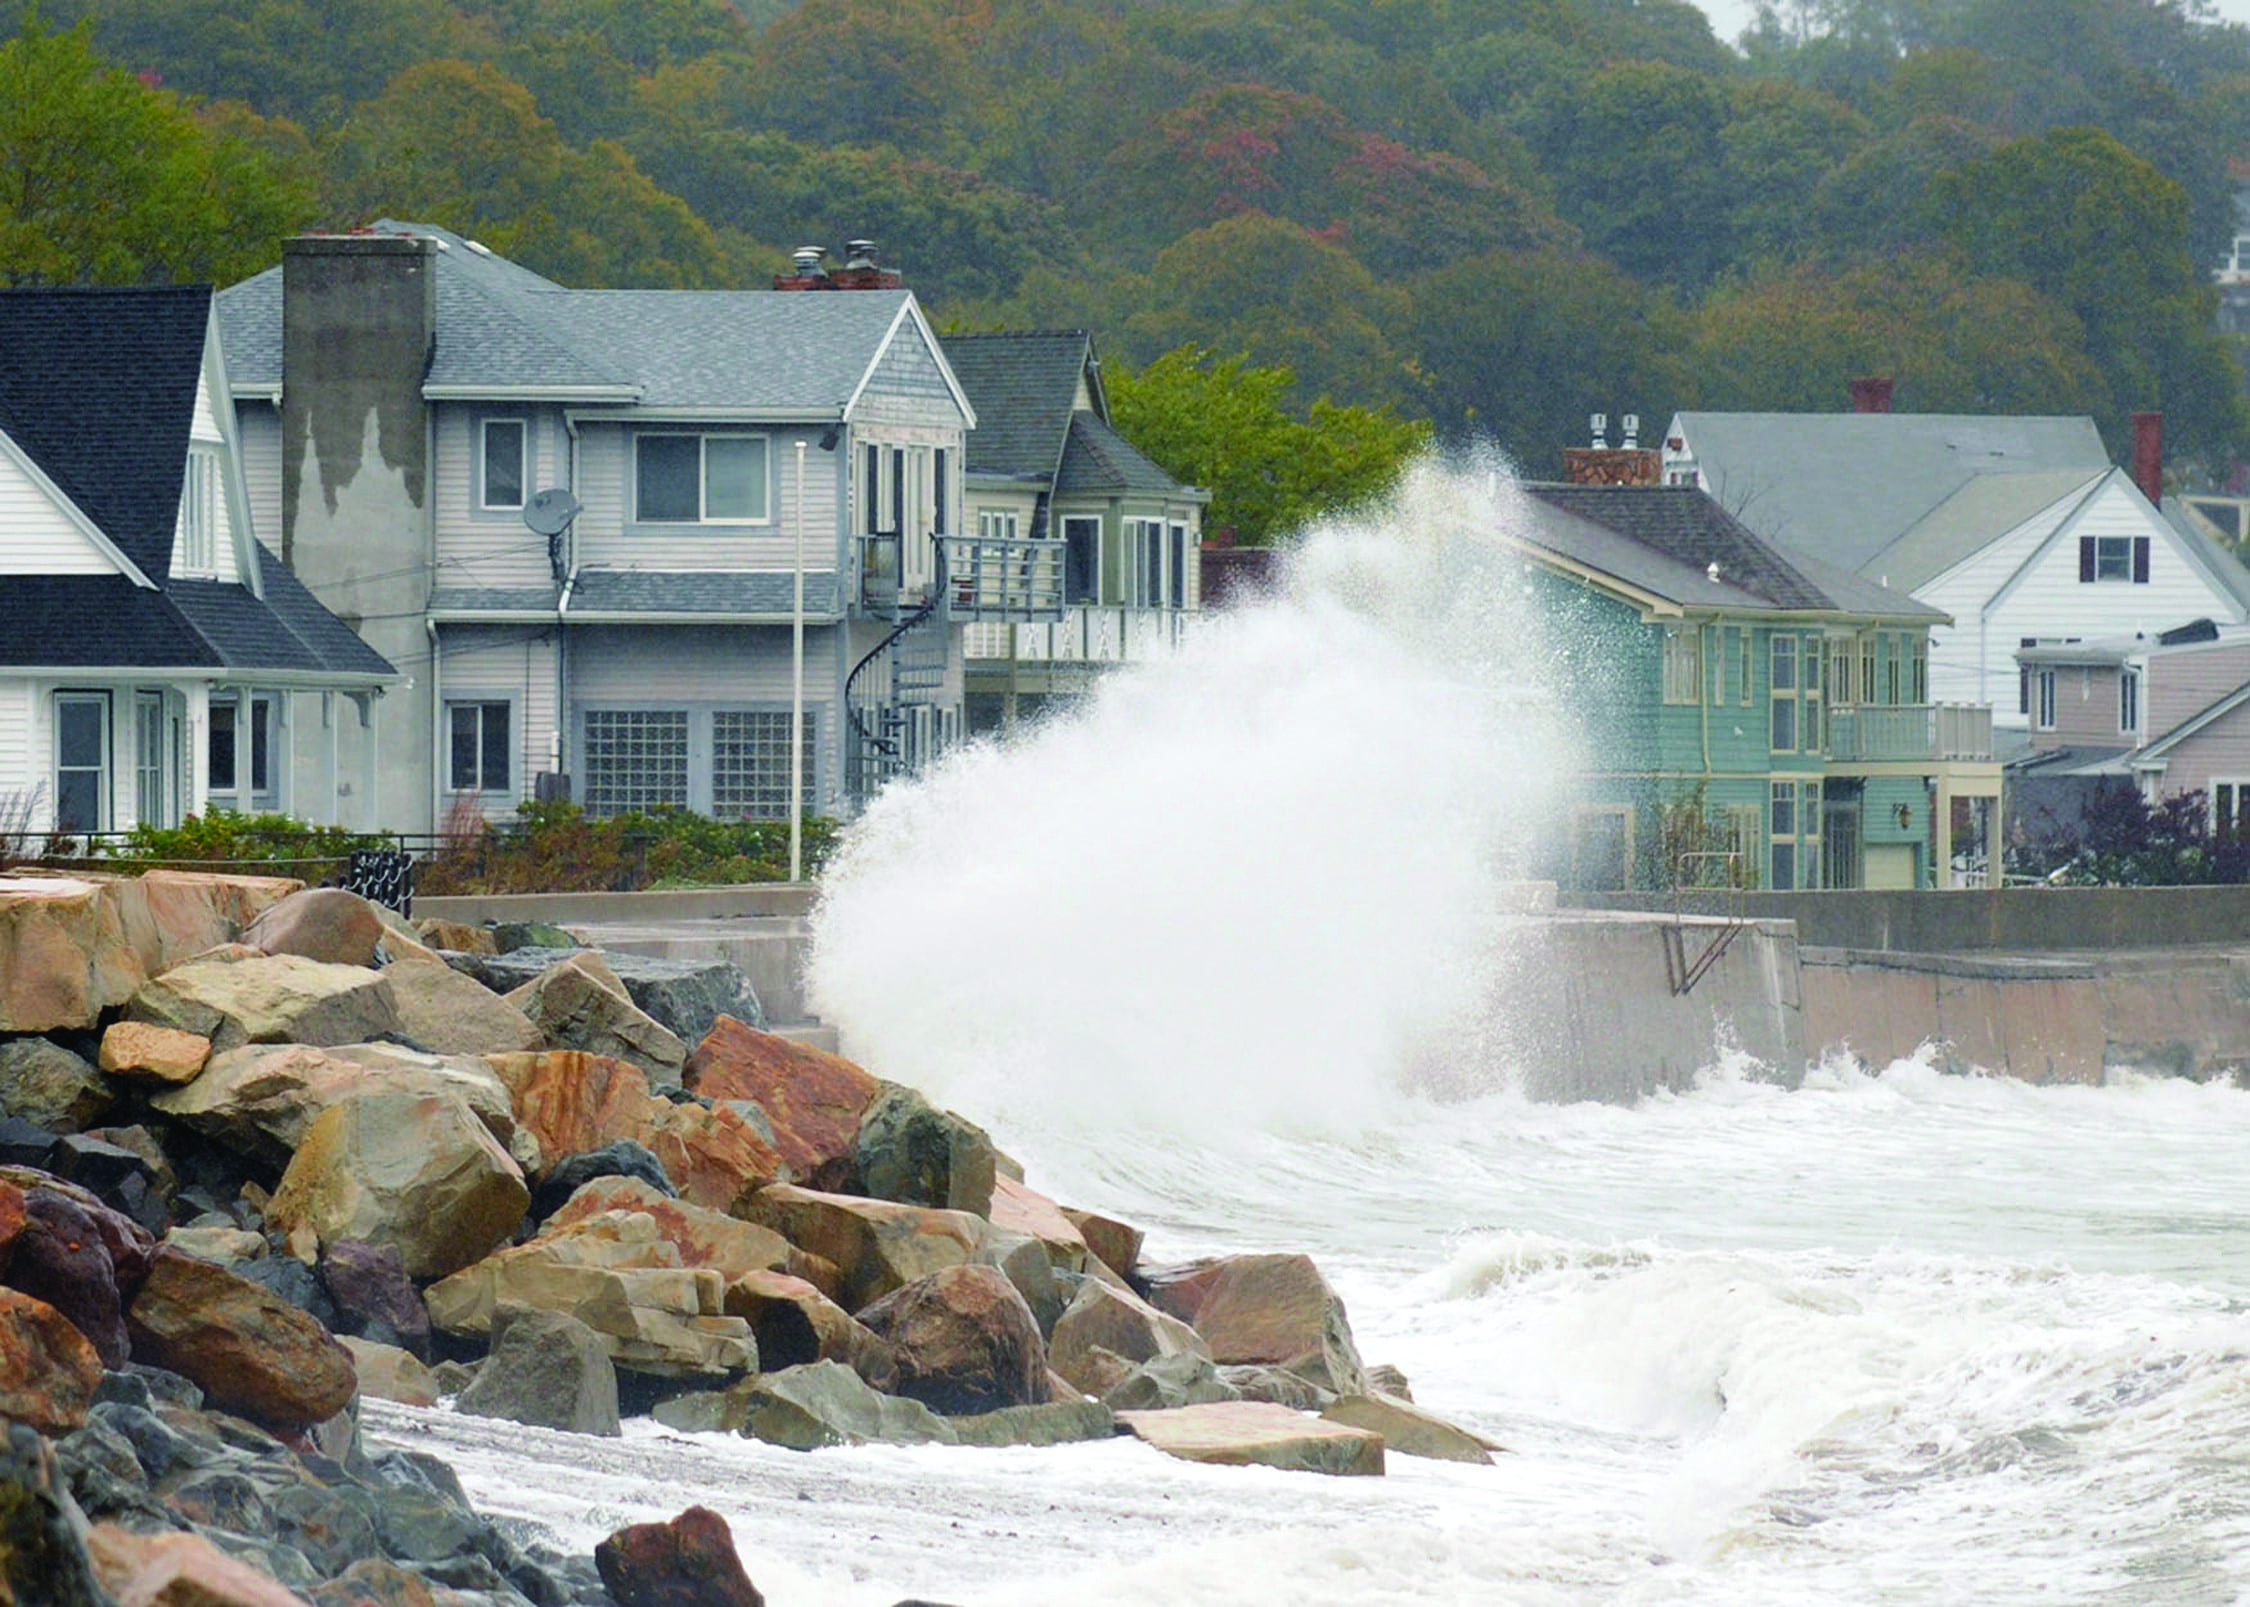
top-left (792, 246), bottom-right (827, 277)
top-left (2132, 411), bottom-right (2164, 505)
top-left (1622, 413), bottom-right (1640, 450)
top-left (1849, 376), bottom-right (1894, 414)
top-left (1589, 412), bottom-right (1608, 449)
top-left (845, 239), bottom-right (878, 270)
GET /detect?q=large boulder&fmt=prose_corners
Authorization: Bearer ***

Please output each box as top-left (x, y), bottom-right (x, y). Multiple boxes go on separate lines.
top-left (125, 1245), bottom-right (357, 1430)
top-left (853, 1085), bottom-right (999, 1218)
top-left (337, 1338), bottom-right (440, 1408)
top-left (96, 1022), bottom-right (211, 1087)
top-left (530, 1140), bottom-right (675, 1223)
top-left (1047, 1279), bottom-right (1211, 1398)
top-left (317, 1241), bottom-right (431, 1358)
top-left (456, 1308), bottom-right (620, 1438)
top-left (382, 961), bottom-right (543, 1057)
top-left (740, 1184), bottom-right (985, 1311)
top-left (423, 1211), bottom-right (756, 1378)
top-left (684, 1018), bottom-right (880, 1191)
top-left (946, 1399), bottom-right (1116, 1449)
top-left (1116, 1401), bottom-right (1384, 1477)
top-left (988, 1177), bottom-right (1089, 1274)
top-left (501, 953), bottom-right (686, 1087)
top-left (1146, 1254), bottom-right (1367, 1396)
top-left (0, 875), bottom-right (156, 1033)
top-left (1320, 1392), bottom-right (1500, 1464)
top-left (545, 1177), bottom-right (790, 1283)
top-left (1102, 1352), bottom-right (1240, 1412)
top-left (720, 1270), bottom-right (894, 1389)
top-left (240, 887), bottom-right (384, 967)
top-left (0, 1037), bottom-right (114, 1131)
top-left (153, 1042), bottom-right (526, 1171)
top-left (489, 921), bottom-right (582, 954)
top-left (854, 1265), bottom-right (1047, 1416)
top-left (734, 1360), bottom-right (956, 1450)
top-left (7, 1182), bottom-right (154, 1367)
top-left (595, 1505), bottom-right (764, 1607)
top-left (414, 918), bottom-right (495, 955)
top-left (0, 1287), bottom-right (104, 1434)
top-left (125, 953), bottom-right (398, 1053)
top-left (264, 1092), bottom-right (529, 1280)
top-left (487, 1051), bottom-right (778, 1217)
top-left (456, 947), bottom-right (763, 1045)
top-left (1060, 1207), bottom-right (1144, 1281)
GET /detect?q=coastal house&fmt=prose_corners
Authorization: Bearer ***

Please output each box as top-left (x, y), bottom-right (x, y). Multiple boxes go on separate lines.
top-left (937, 330), bottom-right (1207, 732)
top-left (0, 285), bottom-right (397, 838)
top-left (2013, 618), bottom-right (2250, 838)
top-left (1513, 459), bottom-right (2002, 891)
top-left (1660, 400), bottom-right (2250, 728)
top-left (216, 226), bottom-right (1058, 833)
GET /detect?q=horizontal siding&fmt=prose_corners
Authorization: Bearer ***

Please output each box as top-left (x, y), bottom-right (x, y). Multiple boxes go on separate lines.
top-left (2045, 663), bottom-right (2126, 745)
top-left (2149, 641), bottom-right (2250, 737)
top-left (2154, 700), bottom-right (2250, 800)
top-left (0, 447), bottom-right (118, 574)
top-left (433, 404), bottom-right (559, 590)
top-left (0, 683), bottom-right (33, 825)
top-left (572, 422), bottom-right (842, 573)
top-left (569, 622), bottom-right (840, 704)
top-left (438, 624), bottom-right (560, 817)
top-left (1916, 515), bottom-right (2053, 712)
top-left (237, 403), bottom-right (282, 553)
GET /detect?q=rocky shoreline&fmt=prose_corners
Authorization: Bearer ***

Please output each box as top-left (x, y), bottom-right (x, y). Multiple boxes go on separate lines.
top-left (0, 868), bottom-right (1495, 1606)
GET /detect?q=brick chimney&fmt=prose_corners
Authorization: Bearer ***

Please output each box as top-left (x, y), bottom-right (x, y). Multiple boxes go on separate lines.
top-left (1849, 376), bottom-right (1894, 414)
top-left (2132, 411), bottom-right (2164, 505)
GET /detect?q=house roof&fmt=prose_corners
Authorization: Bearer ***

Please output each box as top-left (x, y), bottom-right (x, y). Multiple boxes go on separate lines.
top-left (1669, 412), bottom-right (2110, 571)
top-left (565, 570), bottom-right (840, 618)
top-left (1869, 468), bottom-right (2103, 592)
top-left (1519, 484), bottom-right (1945, 622)
top-left (1056, 411), bottom-right (1198, 499)
top-left (940, 331), bottom-right (1091, 481)
top-left (0, 284), bottom-right (210, 583)
top-left (218, 221), bottom-right (944, 416)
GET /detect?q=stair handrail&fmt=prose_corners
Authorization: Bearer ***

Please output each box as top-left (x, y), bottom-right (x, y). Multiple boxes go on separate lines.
top-left (843, 536), bottom-right (949, 802)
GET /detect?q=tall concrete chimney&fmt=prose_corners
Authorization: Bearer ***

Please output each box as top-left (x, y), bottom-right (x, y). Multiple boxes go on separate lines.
top-left (1849, 376), bottom-right (1894, 414)
top-left (2132, 411), bottom-right (2164, 505)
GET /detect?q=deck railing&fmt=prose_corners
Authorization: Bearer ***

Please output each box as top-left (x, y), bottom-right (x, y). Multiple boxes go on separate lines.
top-left (1828, 702), bottom-right (1994, 763)
top-left (962, 605), bottom-right (1198, 666)
top-left (853, 532), bottom-right (1063, 622)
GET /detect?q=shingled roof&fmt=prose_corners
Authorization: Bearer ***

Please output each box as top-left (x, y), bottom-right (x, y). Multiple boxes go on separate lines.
top-left (1056, 412), bottom-right (1192, 497)
top-left (0, 286), bottom-right (393, 677)
top-left (940, 331), bottom-right (1091, 481)
top-left (1520, 484), bottom-right (1944, 622)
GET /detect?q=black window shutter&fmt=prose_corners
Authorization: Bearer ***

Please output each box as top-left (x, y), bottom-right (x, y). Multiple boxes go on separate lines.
top-left (2133, 536), bottom-right (2151, 583)
top-left (2079, 536), bottom-right (2096, 582)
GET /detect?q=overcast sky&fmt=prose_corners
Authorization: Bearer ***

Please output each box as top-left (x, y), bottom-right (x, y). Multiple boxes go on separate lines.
top-left (1691, 0), bottom-right (2250, 50)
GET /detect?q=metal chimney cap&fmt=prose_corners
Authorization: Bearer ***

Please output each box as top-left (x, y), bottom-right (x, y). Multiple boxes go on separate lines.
top-left (845, 239), bottom-right (878, 269)
top-left (792, 246), bottom-right (827, 272)
top-left (1589, 412), bottom-right (1609, 447)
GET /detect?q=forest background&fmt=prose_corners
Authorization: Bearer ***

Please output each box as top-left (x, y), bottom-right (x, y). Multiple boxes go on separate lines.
top-left (5, 0), bottom-right (2250, 544)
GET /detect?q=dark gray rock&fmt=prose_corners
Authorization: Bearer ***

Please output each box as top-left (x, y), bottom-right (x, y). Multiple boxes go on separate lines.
top-left (7, 1428), bottom-right (151, 1607)
top-left (369, 1480), bottom-right (488, 1564)
top-left (1220, 1363), bottom-right (1339, 1411)
top-left (530, 1138), bottom-right (674, 1224)
top-left (270, 1482), bottom-right (383, 1578)
top-left (0, 1114), bottom-right (57, 1168)
top-left (0, 1038), bottom-right (111, 1133)
top-left (853, 1084), bottom-right (998, 1216)
top-left (945, 1399), bottom-right (1116, 1448)
top-left (88, 1400), bottom-right (218, 1480)
top-left (445, 947), bottom-right (764, 1042)
top-left (737, 1360), bottom-right (958, 1451)
top-left (234, 1253), bottom-right (343, 1331)
top-left (1102, 1351), bottom-right (1241, 1412)
top-left (456, 1309), bottom-right (620, 1438)
top-left (166, 1467), bottom-right (274, 1535)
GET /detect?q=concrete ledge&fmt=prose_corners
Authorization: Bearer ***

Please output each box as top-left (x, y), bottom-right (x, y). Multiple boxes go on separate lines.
top-left (415, 886), bottom-right (818, 924)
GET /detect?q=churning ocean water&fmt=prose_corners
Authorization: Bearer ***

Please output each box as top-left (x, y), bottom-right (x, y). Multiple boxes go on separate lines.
top-left (365, 463), bottom-right (2250, 1606)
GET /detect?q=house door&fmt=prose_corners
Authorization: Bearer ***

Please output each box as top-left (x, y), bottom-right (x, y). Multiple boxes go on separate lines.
top-left (133, 691), bottom-right (178, 829)
top-left (1822, 779), bottom-right (1863, 889)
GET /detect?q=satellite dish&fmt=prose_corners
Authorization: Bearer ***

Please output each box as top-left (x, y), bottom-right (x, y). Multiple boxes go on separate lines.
top-left (522, 488), bottom-right (582, 537)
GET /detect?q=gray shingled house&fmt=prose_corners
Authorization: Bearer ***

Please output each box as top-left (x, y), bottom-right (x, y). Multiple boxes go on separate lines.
top-left (217, 225), bottom-right (1057, 833)
top-left (0, 285), bottom-right (397, 838)
top-left (939, 331), bottom-right (1208, 732)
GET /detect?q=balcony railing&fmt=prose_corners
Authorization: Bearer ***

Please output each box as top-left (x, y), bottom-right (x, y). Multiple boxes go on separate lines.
top-left (963, 605), bottom-right (1198, 667)
top-left (852, 532), bottom-right (1063, 622)
top-left (1827, 702), bottom-right (1994, 764)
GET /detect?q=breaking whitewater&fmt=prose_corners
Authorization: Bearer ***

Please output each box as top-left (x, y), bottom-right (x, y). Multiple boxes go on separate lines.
top-left (377, 466), bottom-right (2250, 1605)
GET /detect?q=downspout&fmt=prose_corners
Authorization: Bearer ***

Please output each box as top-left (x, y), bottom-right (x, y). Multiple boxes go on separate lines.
top-left (559, 413), bottom-right (579, 797)
top-left (426, 618), bottom-right (442, 835)
top-left (1699, 621), bottom-right (1713, 778)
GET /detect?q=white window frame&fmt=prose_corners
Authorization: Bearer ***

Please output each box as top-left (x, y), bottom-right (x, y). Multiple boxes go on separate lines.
top-left (1168, 521), bottom-right (1190, 610)
top-left (978, 509), bottom-right (1019, 542)
top-left (176, 444), bottom-right (221, 575)
top-left (1061, 514), bottom-right (1102, 606)
top-left (479, 418), bottom-right (527, 512)
top-left (446, 698), bottom-right (513, 796)
top-left (2119, 666), bottom-right (2141, 736)
top-left (1128, 518), bottom-right (1166, 608)
top-left (2092, 534), bottom-right (2134, 582)
top-left (2035, 669), bottom-right (2057, 731)
top-left (1661, 626), bottom-right (1701, 705)
top-left (53, 691), bottom-right (110, 834)
top-left (1770, 632), bottom-right (1798, 752)
top-left (2214, 778), bottom-right (2250, 840)
top-left (634, 431), bottom-right (772, 525)
top-left (207, 690), bottom-right (277, 802)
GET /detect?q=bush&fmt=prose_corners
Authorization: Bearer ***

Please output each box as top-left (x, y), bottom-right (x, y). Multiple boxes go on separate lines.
top-left (414, 801), bottom-right (836, 895)
top-left (94, 809), bottom-right (389, 881)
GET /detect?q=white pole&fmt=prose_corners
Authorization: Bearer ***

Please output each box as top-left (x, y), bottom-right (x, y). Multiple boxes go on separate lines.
top-left (790, 438), bottom-right (807, 883)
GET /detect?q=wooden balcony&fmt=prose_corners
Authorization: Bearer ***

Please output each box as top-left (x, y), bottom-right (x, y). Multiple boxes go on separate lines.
top-left (1827, 702), bottom-right (1994, 764)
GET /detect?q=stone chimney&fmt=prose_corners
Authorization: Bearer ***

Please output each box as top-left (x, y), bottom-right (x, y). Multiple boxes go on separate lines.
top-left (1849, 376), bottom-right (1894, 414)
top-left (2132, 411), bottom-right (2164, 505)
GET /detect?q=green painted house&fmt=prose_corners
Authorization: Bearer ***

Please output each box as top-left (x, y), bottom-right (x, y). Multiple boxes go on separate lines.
top-left (1514, 482), bottom-right (2002, 891)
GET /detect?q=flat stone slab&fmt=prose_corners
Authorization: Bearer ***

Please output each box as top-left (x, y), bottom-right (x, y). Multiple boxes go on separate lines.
top-left (1116, 1400), bottom-right (1384, 1477)
top-left (1319, 1392), bottom-right (1501, 1464)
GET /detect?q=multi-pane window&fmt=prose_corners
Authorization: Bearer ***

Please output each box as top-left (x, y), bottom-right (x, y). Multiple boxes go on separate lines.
top-left (1129, 519), bottom-right (1166, 607)
top-left (1770, 780), bottom-right (1798, 890)
top-left (979, 509), bottom-right (1019, 542)
top-left (583, 710), bottom-right (689, 816)
top-left (1169, 523), bottom-right (1189, 609)
top-left (205, 692), bottom-right (273, 797)
top-left (1770, 633), bottom-right (1797, 751)
top-left (448, 701), bottom-right (511, 794)
top-left (2216, 780), bottom-right (2250, 840)
top-left (1910, 637), bottom-right (1928, 704)
top-left (481, 420), bottom-right (525, 511)
top-left (2035, 669), bottom-right (2057, 730)
top-left (712, 711), bottom-right (817, 820)
top-left (1661, 626), bottom-right (1701, 705)
top-left (2093, 535), bottom-right (2133, 581)
top-left (54, 693), bottom-right (107, 833)
top-left (176, 446), bottom-right (220, 574)
top-left (2120, 667), bottom-right (2141, 736)
top-left (1738, 627), bottom-right (1752, 705)
top-left (1725, 803), bottom-right (1762, 887)
top-left (1862, 636), bottom-right (1878, 707)
top-left (933, 449), bottom-right (949, 535)
top-left (636, 434), bottom-right (768, 523)
top-left (1062, 516), bottom-right (1100, 605)
top-left (1829, 639), bottom-right (1854, 706)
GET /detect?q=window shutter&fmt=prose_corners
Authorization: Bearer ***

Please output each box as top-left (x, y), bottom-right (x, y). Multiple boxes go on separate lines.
top-left (2133, 536), bottom-right (2151, 583)
top-left (2078, 536), bottom-right (2096, 582)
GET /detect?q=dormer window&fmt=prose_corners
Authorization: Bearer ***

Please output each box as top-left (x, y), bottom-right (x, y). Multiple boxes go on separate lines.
top-left (480, 419), bottom-right (525, 511)
top-left (176, 445), bottom-right (219, 575)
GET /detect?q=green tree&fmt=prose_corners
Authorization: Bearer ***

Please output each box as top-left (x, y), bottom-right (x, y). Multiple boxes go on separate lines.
top-left (1407, 247), bottom-right (1693, 473)
top-left (1107, 346), bottom-right (1431, 545)
top-left (1721, 78), bottom-right (1871, 263)
top-left (0, 17), bottom-right (315, 286)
